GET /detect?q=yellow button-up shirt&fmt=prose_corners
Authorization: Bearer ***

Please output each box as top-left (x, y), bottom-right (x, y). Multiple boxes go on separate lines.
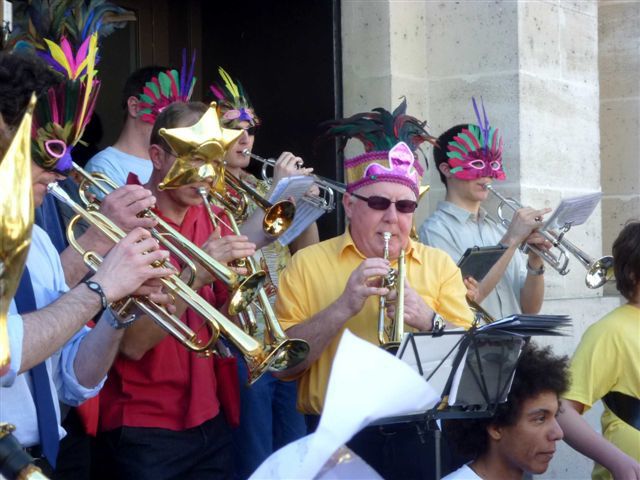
top-left (275, 229), bottom-right (474, 415)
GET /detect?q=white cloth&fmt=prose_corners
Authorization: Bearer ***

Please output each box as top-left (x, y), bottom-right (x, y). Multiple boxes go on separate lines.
top-left (442, 464), bottom-right (483, 480)
top-left (419, 200), bottom-right (527, 319)
top-left (0, 225), bottom-right (103, 446)
top-left (85, 146), bottom-right (152, 187)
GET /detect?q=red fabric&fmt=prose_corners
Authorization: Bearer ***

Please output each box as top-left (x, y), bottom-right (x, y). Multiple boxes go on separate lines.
top-left (77, 319), bottom-right (99, 436)
top-left (76, 397), bottom-right (100, 436)
top-left (99, 174), bottom-right (236, 432)
top-left (214, 356), bottom-right (241, 428)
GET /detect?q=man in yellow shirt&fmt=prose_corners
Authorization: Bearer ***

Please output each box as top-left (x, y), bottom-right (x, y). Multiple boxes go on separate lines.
top-left (275, 101), bottom-right (474, 480)
top-left (558, 221), bottom-right (640, 480)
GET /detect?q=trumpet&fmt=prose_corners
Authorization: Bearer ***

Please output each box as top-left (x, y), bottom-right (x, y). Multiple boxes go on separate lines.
top-left (242, 149), bottom-right (347, 212)
top-left (73, 163), bottom-right (265, 315)
top-left (212, 170), bottom-right (296, 237)
top-left (378, 232), bottom-right (405, 351)
top-left (198, 188), bottom-right (310, 381)
top-left (484, 184), bottom-right (614, 289)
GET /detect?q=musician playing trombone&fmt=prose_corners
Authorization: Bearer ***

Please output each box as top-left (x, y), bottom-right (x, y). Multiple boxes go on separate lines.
top-left (96, 101), bottom-right (257, 480)
top-left (274, 101), bottom-right (474, 480)
top-left (418, 100), bottom-right (552, 320)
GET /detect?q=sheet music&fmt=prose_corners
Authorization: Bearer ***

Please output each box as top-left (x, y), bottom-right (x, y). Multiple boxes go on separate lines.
top-left (266, 176), bottom-right (321, 246)
top-left (250, 330), bottom-right (439, 479)
top-left (543, 192), bottom-right (602, 231)
top-left (478, 314), bottom-right (571, 336)
top-left (278, 198), bottom-right (326, 246)
top-left (268, 175), bottom-right (315, 204)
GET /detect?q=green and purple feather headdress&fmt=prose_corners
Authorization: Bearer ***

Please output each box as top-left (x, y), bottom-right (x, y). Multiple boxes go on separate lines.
top-left (319, 98), bottom-right (436, 196)
top-left (446, 97), bottom-right (505, 181)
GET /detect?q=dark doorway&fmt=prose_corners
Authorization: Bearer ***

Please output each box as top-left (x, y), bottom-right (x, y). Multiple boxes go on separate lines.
top-left (201, 0), bottom-right (343, 239)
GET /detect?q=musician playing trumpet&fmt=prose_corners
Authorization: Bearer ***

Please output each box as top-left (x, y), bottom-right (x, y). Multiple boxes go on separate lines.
top-left (209, 67), bottom-right (320, 480)
top-left (419, 100), bottom-right (552, 319)
top-left (275, 101), bottom-right (474, 480)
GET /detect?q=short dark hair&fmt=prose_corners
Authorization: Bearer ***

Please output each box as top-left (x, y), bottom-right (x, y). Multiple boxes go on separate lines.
top-left (150, 101), bottom-right (208, 151)
top-left (0, 51), bottom-right (61, 128)
top-left (433, 124), bottom-right (468, 187)
top-left (612, 221), bottom-right (640, 301)
top-left (121, 65), bottom-right (169, 110)
top-left (444, 343), bottom-right (569, 459)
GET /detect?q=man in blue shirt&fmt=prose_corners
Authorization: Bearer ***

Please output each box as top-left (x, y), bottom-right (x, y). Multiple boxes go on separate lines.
top-left (0, 50), bottom-right (174, 474)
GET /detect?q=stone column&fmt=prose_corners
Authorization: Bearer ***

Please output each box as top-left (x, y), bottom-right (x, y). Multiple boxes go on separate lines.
top-left (599, 0), bottom-right (640, 296)
top-left (341, 0), bottom-right (428, 158)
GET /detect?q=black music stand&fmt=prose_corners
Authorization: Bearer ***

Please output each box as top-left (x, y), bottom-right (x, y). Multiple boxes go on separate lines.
top-left (370, 328), bottom-right (526, 479)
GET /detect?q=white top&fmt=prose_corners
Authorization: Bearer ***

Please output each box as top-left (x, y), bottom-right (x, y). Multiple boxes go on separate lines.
top-left (442, 464), bottom-right (483, 480)
top-left (419, 200), bottom-right (527, 320)
top-left (85, 146), bottom-right (152, 187)
top-left (1, 226), bottom-right (103, 446)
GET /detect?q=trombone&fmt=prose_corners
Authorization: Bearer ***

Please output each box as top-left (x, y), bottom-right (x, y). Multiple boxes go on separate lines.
top-left (49, 182), bottom-right (307, 381)
top-left (242, 149), bottom-right (347, 212)
top-left (198, 188), bottom-right (310, 382)
top-left (72, 163), bottom-right (265, 315)
top-left (484, 184), bottom-right (614, 289)
top-left (378, 232), bottom-right (405, 351)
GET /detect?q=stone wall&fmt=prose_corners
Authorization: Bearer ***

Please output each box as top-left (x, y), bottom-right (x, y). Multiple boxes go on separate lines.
top-left (341, 1), bottom-right (635, 478)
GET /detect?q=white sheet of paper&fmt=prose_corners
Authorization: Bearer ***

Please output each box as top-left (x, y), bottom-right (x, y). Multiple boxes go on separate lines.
top-left (543, 192), bottom-right (601, 231)
top-left (277, 198), bottom-right (326, 246)
top-left (268, 175), bottom-right (316, 204)
top-left (250, 330), bottom-right (440, 479)
top-left (266, 176), bottom-right (321, 246)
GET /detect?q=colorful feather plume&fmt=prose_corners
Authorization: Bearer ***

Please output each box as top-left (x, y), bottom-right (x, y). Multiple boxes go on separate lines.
top-left (8, 0), bottom-right (133, 51)
top-left (137, 49), bottom-right (197, 124)
top-left (447, 97), bottom-right (503, 164)
top-left (319, 98), bottom-right (436, 165)
top-left (30, 32), bottom-right (100, 173)
top-left (209, 67), bottom-right (260, 127)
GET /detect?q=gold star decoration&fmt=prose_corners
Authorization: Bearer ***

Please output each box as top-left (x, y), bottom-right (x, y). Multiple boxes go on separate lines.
top-left (158, 102), bottom-right (242, 190)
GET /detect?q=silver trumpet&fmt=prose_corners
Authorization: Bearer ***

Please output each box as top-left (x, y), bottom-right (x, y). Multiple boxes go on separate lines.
top-left (484, 184), bottom-right (614, 289)
top-left (242, 149), bottom-right (347, 212)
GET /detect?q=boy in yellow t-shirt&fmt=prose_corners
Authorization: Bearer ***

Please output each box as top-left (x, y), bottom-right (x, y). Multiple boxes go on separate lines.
top-left (558, 221), bottom-right (640, 480)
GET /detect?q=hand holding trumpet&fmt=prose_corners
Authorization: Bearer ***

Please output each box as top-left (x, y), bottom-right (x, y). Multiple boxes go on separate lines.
top-left (500, 205), bottom-right (552, 249)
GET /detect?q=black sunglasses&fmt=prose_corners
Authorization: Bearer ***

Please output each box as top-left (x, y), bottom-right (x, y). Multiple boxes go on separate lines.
top-left (234, 125), bottom-right (258, 136)
top-left (350, 192), bottom-right (418, 213)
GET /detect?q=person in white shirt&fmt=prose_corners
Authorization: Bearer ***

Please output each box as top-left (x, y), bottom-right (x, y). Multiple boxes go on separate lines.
top-left (85, 65), bottom-right (170, 185)
top-left (443, 343), bottom-right (568, 480)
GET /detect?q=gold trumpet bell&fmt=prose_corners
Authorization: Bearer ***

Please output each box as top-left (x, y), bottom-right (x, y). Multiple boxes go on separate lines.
top-left (263, 200), bottom-right (296, 237)
top-left (227, 270), bottom-right (267, 316)
top-left (246, 337), bottom-right (310, 385)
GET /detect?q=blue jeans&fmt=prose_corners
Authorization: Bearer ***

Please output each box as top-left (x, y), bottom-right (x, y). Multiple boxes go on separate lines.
top-left (232, 354), bottom-right (306, 479)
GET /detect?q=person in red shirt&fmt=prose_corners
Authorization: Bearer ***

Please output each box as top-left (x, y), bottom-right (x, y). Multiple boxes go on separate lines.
top-left (97, 101), bottom-right (256, 480)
